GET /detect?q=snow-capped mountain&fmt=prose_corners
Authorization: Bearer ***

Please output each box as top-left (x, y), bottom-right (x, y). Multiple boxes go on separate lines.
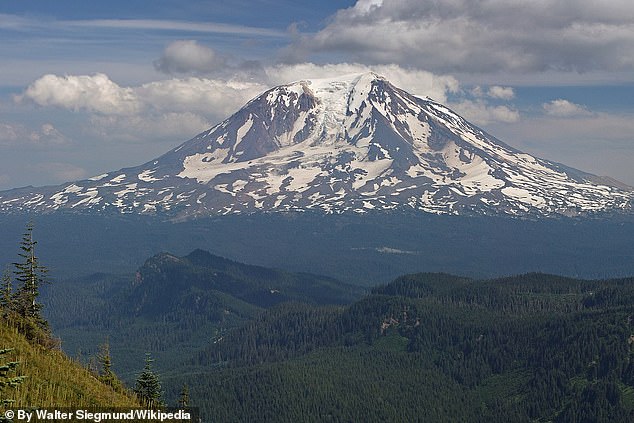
top-left (1, 72), bottom-right (632, 219)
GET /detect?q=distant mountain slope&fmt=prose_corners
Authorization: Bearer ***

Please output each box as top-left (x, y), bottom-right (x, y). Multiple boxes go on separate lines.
top-left (45, 248), bottom-right (362, 383)
top-left (131, 249), bottom-right (362, 313)
top-left (0, 73), bottom-right (631, 219)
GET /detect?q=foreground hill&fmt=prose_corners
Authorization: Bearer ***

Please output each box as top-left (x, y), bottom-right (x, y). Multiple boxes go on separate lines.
top-left (0, 73), bottom-right (631, 219)
top-left (0, 320), bottom-right (136, 409)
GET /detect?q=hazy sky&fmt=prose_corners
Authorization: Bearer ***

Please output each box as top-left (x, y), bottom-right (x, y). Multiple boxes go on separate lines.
top-left (1, 0), bottom-right (634, 190)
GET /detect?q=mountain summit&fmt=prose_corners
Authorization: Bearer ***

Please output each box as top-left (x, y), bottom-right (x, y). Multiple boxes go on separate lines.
top-left (1, 73), bottom-right (632, 218)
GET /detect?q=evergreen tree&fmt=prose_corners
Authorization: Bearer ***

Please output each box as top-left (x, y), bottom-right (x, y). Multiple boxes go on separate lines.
top-left (12, 222), bottom-right (49, 330)
top-left (134, 354), bottom-right (163, 408)
top-left (178, 384), bottom-right (190, 409)
top-left (0, 348), bottom-right (25, 409)
top-left (0, 268), bottom-right (15, 316)
top-left (98, 340), bottom-right (124, 392)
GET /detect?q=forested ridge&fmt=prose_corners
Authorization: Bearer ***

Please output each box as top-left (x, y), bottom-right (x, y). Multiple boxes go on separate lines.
top-left (32, 242), bottom-right (634, 422)
top-left (181, 272), bottom-right (634, 422)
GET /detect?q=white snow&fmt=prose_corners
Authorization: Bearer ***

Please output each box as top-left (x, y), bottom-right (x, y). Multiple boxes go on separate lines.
top-left (286, 165), bottom-right (323, 192)
top-left (501, 186), bottom-right (546, 207)
top-left (115, 183), bottom-right (138, 197)
top-left (12, 72), bottom-right (629, 218)
top-left (138, 170), bottom-right (161, 182)
top-left (88, 173), bottom-right (108, 181)
top-left (234, 115), bottom-right (254, 151)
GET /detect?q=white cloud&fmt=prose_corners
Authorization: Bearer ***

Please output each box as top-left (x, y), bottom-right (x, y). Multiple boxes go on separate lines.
top-left (64, 18), bottom-right (285, 37)
top-left (0, 123), bottom-right (20, 144)
top-left (16, 64), bottom-right (458, 138)
top-left (18, 73), bottom-right (140, 115)
top-left (14, 72), bottom-right (266, 145)
top-left (542, 99), bottom-right (593, 117)
top-left (470, 85), bottom-right (515, 100)
top-left (487, 86), bottom-right (515, 100)
top-left (450, 100), bottom-right (520, 125)
top-left (470, 86), bottom-right (485, 97)
top-left (17, 73), bottom-right (267, 125)
top-left (263, 63), bottom-right (459, 103)
top-left (154, 40), bottom-right (226, 74)
top-left (137, 78), bottom-right (266, 117)
top-left (285, 0), bottom-right (634, 75)
top-left (9, 64), bottom-right (525, 150)
top-left (88, 112), bottom-right (212, 143)
top-left (0, 122), bottom-right (68, 146)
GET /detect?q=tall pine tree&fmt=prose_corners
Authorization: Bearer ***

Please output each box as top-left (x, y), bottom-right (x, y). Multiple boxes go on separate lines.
top-left (178, 384), bottom-right (190, 409)
top-left (0, 348), bottom-right (25, 409)
top-left (0, 268), bottom-right (15, 316)
top-left (11, 222), bottom-right (50, 341)
top-left (134, 354), bottom-right (163, 408)
top-left (98, 340), bottom-right (124, 392)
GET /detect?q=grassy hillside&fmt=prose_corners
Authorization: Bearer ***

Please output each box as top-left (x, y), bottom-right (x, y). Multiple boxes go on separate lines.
top-left (0, 320), bottom-right (137, 409)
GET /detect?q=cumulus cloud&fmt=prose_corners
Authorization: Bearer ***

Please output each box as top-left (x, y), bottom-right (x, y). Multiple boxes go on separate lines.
top-left (18, 62), bottom-right (459, 122)
top-left (154, 40), bottom-right (226, 74)
top-left (0, 122), bottom-right (68, 146)
top-left (450, 100), bottom-right (520, 126)
top-left (542, 99), bottom-right (593, 117)
top-left (284, 0), bottom-right (634, 75)
top-left (18, 73), bottom-right (267, 119)
top-left (487, 86), bottom-right (515, 100)
top-left (263, 62), bottom-right (459, 103)
top-left (137, 78), bottom-right (266, 117)
top-left (17, 73), bottom-right (140, 115)
top-left (15, 73), bottom-right (254, 145)
top-left (88, 112), bottom-right (213, 143)
top-left (0, 123), bottom-right (20, 145)
top-left (470, 85), bottom-right (515, 100)
top-left (14, 62), bottom-right (516, 145)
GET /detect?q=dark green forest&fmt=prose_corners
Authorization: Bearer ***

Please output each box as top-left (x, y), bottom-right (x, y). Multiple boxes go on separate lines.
top-left (41, 251), bottom-right (634, 422)
top-left (169, 272), bottom-right (634, 422)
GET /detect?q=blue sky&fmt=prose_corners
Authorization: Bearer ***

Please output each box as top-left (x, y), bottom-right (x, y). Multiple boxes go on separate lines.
top-left (1, 0), bottom-right (634, 189)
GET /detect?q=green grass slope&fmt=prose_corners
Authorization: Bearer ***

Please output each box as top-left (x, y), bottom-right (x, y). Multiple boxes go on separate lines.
top-left (0, 321), bottom-right (136, 409)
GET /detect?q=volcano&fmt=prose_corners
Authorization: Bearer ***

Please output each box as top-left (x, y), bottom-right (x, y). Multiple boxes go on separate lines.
top-left (1, 72), bottom-right (631, 219)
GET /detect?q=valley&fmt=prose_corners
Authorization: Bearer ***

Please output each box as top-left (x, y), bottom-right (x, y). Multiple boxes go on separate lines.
top-left (38, 254), bottom-right (634, 422)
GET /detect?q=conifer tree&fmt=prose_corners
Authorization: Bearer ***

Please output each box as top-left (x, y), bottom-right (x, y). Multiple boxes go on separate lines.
top-left (98, 340), bottom-right (124, 392)
top-left (0, 348), bottom-right (25, 408)
top-left (0, 268), bottom-right (15, 316)
top-left (134, 354), bottom-right (163, 408)
top-left (178, 384), bottom-right (190, 409)
top-left (12, 222), bottom-right (49, 330)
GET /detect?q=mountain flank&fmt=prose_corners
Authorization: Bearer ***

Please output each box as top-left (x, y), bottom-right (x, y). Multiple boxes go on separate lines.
top-left (1, 73), bottom-right (631, 219)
